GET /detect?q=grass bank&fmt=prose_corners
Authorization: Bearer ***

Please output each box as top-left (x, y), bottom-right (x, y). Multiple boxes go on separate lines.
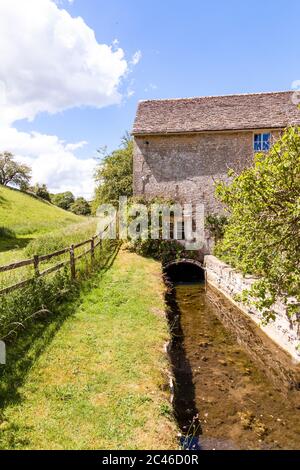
top-left (0, 186), bottom-right (81, 237)
top-left (0, 186), bottom-right (90, 266)
top-left (0, 250), bottom-right (177, 450)
top-left (0, 219), bottom-right (98, 291)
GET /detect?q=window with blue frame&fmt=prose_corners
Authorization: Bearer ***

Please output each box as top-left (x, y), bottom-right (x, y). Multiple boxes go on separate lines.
top-left (254, 133), bottom-right (271, 152)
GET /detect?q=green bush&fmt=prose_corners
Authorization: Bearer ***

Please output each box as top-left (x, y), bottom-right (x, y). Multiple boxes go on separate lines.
top-left (214, 127), bottom-right (300, 321)
top-left (125, 196), bottom-right (199, 263)
top-left (128, 238), bottom-right (186, 264)
top-left (51, 191), bottom-right (75, 211)
top-left (70, 197), bottom-right (91, 216)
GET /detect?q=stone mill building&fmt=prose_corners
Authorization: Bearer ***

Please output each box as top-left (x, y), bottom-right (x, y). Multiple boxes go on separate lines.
top-left (132, 91), bottom-right (300, 217)
top-left (131, 92), bottom-right (300, 363)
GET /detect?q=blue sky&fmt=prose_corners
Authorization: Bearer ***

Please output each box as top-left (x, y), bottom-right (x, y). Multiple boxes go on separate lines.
top-left (0, 0), bottom-right (299, 197)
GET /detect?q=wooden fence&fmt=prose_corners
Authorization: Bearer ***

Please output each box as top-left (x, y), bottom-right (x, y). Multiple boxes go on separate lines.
top-left (0, 234), bottom-right (103, 297)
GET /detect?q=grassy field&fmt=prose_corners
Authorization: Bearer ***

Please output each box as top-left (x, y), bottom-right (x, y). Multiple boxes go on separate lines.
top-left (0, 186), bottom-right (82, 236)
top-left (0, 186), bottom-right (88, 265)
top-left (0, 186), bottom-right (98, 290)
top-left (0, 250), bottom-right (177, 450)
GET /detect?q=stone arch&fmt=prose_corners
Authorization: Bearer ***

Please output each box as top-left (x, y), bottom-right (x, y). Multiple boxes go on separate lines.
top-left (163, 258), bottom-right (205, 283)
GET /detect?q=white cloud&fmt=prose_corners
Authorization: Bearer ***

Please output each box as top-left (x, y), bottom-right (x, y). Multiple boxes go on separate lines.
top-left (65, 141), bottom-right (88, 152)
top-left (0, 0), bottom-right (138, 198)
top-left (54, 0), bottom-right (74, 5)
top-left (131, 50), bottom-right (142, 66)
top-left (0, 127), bottom-right (96, 198)
top-left (0, 0), bottom-right (128, 126)
top-left (127, 90), bottom-right (135, 98)
top-left (144, 83), bottom-right (158, 92)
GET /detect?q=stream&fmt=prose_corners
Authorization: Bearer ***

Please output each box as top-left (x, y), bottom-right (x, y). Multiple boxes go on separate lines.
top-left (166, 281), bottom-right (300, 450)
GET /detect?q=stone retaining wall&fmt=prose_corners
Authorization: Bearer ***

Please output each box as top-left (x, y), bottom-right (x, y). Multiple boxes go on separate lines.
top-left (204, 255), bottom-right (300, 363)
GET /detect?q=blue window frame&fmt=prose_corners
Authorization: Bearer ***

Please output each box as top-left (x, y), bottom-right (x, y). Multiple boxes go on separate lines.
top-left (254, 133), bottom-right (271, 152)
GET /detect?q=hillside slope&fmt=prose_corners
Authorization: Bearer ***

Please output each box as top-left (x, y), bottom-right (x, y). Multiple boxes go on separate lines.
top-left (0, 186), bottom-right (82, 236)
top-left (0, 186), bottom-right (90, 265)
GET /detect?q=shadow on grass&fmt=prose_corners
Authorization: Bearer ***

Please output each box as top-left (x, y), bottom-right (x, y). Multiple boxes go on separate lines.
top-left (0, 243), bottom-right (120, 411)
top-left (0, 300), bottom-right (76, 409)
top-left (0, 226), bottom-right (34, 254)
top-left (0, 237), bottom-right (34, 254)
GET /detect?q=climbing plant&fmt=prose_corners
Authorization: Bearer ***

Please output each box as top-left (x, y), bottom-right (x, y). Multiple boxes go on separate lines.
top-left (214, 126), bottom-right (300, 321)
top-left (125, 196), bottom-right (197, 264)
top-left (205, 213), bottom-right (228, 243)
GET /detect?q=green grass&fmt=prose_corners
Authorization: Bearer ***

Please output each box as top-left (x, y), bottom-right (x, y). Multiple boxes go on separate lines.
top-left (0, 186), bottom-right (97, 289)
top-left (0, 239), bottom-right (117, 340)
top-left (0, 250), bottom-right (177, 450)
top-left (0, 186), bottom-right (82, 236)
top-left (24, 219), bottom-right (98, 257)
top-left (0, 185), bottom-right (87, 265)
top-left (0, 219), bottom-right (98, 291)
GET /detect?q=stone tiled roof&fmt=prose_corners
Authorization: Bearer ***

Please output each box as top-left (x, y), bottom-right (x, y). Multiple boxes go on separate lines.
top-left (132, 91), bottom-right (300, 135)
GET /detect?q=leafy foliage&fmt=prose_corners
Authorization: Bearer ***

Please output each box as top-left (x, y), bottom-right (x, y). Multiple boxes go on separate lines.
top-left (0, 152), bottom-right (31, 188)
top-left (93, 135), bottom-right (133, 210)
top-left (51, 191), bottom-right (75, 211)
top-left (125, 196), bottom-right (197, 264)
top-left (205, 213), bottom-right (228, 243)
top-left (129, 238), bottom-right (187, 264)
top-left (70, 197), bottom-right (91, 216)
top-left (214, 127), bottom-right (300, 320)
top-left (32, 183), bottom-right (51, 202)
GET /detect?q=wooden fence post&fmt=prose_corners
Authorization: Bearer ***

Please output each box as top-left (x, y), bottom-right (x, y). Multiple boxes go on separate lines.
top-left (0, 233), bottom-right (113, 297)
top-left (70, 244), bottom-right (76, 280)
top-left (33, 255), bottom-right (40, 277)
top-left (91, 237), bottom-right (95, 265)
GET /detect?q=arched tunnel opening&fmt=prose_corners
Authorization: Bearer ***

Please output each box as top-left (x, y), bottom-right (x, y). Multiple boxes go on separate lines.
top-left (164, 261), bottom-right (205, 284)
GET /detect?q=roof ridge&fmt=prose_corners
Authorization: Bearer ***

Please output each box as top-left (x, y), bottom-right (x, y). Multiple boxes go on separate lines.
top-left (138, 90), bottom-right (293, 104)
top-left (133, 90), bottom-right (300, 135)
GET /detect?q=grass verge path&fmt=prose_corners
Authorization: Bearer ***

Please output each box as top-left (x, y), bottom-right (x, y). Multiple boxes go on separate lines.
top-left (0, 250), bottom-right (177, 450)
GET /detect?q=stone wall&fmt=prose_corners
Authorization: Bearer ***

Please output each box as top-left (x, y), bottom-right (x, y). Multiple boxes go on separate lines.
top-left (133, 131), bottom-right (255, 213)
top-left (133, 131), bottom-right (281, 210)
top-left (204, 255), bottom-right (300, 364)
top-left (133, 129), bottom-right (282, 253)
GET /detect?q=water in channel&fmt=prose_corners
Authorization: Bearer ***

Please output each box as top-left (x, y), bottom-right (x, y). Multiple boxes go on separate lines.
top-left (166, 273), bottom-right (300, 450)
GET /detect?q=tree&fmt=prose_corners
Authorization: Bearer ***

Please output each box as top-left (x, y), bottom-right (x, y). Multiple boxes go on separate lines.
top-left (0, 152), bottom-right (31, 188)
top-left (51, 191), bottom-right (75, 210)
top-left (33, 183), bottom-right (51, 202)
top-left (93, 134), bottom-right (133, 210)
top-left (70, 197), bottom-right (91, 216)
top-left (214, 127), bottom-right (300, 321)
